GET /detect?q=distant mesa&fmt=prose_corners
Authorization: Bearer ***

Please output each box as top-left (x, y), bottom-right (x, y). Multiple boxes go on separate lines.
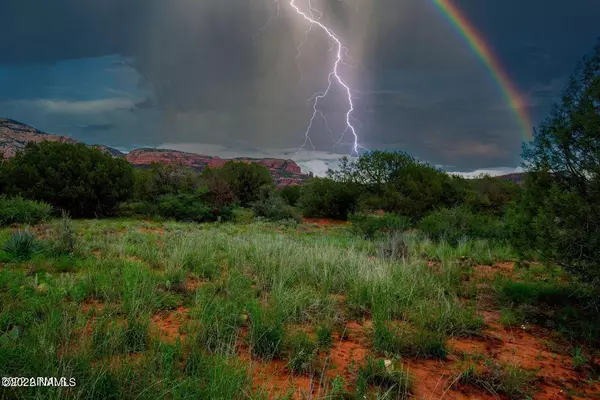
top-left (495, 173), bottom-right (525, 184)
top-left (0, 118), bottom-right (308, 187)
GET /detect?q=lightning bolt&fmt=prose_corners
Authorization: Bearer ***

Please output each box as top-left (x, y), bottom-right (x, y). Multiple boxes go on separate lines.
top-left (289, 0), bottom-right (362, 156)
top-left (255, 0), bottom-right (364, 156)
top-left (253, 0), bottom-right (281, 46)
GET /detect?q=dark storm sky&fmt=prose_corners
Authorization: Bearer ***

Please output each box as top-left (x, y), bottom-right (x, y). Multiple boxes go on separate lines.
top-left (0, 0), bottom-right (598, 174)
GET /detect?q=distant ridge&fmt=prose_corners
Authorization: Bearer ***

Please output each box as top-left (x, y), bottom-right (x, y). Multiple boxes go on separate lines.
top-left (0, 118), bottom-right (309, 186)
top-left (495, 173), bottom-right (525, 184)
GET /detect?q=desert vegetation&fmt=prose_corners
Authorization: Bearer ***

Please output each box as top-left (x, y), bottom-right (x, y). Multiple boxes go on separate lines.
top-left (0, 42), bottom-right (598, 399)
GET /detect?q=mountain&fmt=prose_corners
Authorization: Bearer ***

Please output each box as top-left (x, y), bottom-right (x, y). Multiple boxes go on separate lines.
top-left (0, 118), bottom-right (308, 186)
top-left (125, 149), bottom-right (308, 187)
top-left (496, 173), bottom-right (526, 184)
top-left (0, 118), bottom-right (124, 158)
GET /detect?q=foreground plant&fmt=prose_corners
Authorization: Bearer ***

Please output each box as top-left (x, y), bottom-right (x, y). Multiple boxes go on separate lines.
top-left (1, 228), bottom-right (41, 262)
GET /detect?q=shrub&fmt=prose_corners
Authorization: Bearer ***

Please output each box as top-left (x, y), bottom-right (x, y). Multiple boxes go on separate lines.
top-left (232, 208), bottom-right (255, 224)
top-left (299, 177), bottom-right (359, 220)
top-left (278, 185), bottom-right (302, 206)
top-left (349, 212), bottom-right (410, 239)
top-left (1, 229), bottom-right (42, 262)
top-left (466, 175), bottom-right (521, 216)
top-left (328, 151), bottom-right (463, 218)
top-left (0, 197), bottom-right (53, 226)
top-left (133, 163), bottom-right (200, 201)
top-left (157, 193), bottom-right (213, 222)
top-left (251, 186), bottom-right (301, 222)
top-left (117, 201), bottom-right (160, 218)
top-left (419, 207), bottom-right (506, 244)
top-left (0, 142), bottom-right (134, 217)
top-left (202, 161), bottom-right (273, 206)
top-left (156, 190), bottom-right (230, 223)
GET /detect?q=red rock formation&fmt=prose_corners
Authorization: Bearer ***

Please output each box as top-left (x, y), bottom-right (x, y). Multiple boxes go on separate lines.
top-left (0, 118), bottom-right (124, 158)
top-left (0, 118), bottom-right (79, 158)
top-left (0, 119), bottom-right (309, 186)
top-left (125, 149), bottom-right (308, 186)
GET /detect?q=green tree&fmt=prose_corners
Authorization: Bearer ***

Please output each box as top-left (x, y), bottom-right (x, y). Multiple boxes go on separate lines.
top-left (466, 175), bottom-right (521, 216)
top-left (299, 177), bottom-right (359, 220)
top-left (512, 41), bottom-right (600, 286)
top-left (0, 142), bottom-right (134, 217)
top-left (278, 185), bottom-right (302, 206)
top-left (133, 163), bottom-right (199, 201)
top-left (202, 161), bottom-right (273, 206)
top-left (328, 150), bottom-right (462, 218)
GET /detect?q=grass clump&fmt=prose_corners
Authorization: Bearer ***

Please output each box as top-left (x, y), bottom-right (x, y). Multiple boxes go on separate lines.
top-left (458, 361), bottom-right (537, 399)
top-left (0, 197), bottom-right (53, 226)
top-left (357, 357), bottom-right (412, 399)
top-left (378, 231), bottom-right (410, 261)
top-left (92, 316), bottom-right (150, 357)
top-left (571, 347), bottom-right (589, 371)
top-left (316, 324), bottom-right (334, 351)
top-left (286, 332), bottom-right (317, 374)
top-left (52, 212), bottom-right (77, 255)
top-left (248, 304), bottom-right (285, 360)
top-left (1, 229), bottom-right (42, 262)
top-left (499, 308), bottom-right (523, 328)
top-left (373, 320), bottom-right (448, 359)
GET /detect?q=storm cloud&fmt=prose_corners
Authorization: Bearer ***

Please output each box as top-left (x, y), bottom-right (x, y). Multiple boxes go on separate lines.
top-left (1, 0), bottom-right (599, 172)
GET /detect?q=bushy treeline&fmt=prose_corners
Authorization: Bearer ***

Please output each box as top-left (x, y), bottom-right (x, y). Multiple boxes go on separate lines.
top-left (0, 142), bottom-right (278, 223)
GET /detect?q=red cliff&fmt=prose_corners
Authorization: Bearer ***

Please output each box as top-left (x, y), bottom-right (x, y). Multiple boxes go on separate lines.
top-left (125, 149), bottom-right (308, 186)
top-left (1, 118), bottom-right (308, 186)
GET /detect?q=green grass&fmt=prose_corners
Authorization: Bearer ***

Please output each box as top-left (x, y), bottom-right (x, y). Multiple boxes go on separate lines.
top-left (286, 331), bottom-right (317, 374)
top-left (0, 217), bottom-right (596, 399)
top-left (458, 361), bottom-right (538, 399)
top-left (356, 357), bottom-right (412, 399)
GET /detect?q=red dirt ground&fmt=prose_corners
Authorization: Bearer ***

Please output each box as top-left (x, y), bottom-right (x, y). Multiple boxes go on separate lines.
top-left (150, 306), bottom-right (190, 343)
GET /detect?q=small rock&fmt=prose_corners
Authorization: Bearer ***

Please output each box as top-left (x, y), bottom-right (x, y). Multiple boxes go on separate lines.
top-left (384, 359), bottom-right (393, 372)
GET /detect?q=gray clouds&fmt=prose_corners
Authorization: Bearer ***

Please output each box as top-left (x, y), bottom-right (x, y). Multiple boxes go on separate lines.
top-left (1, 0), bottom-right (599, 170)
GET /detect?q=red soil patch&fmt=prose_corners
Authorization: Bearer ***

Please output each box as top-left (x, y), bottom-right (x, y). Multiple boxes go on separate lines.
top-left (243, 309), bottom-right (599, 399)
top-left (81, 299), bottom-right (105, 315)
top-left (183, 277), bottom-right (205, 292)
top-left (238, 320), bottom-right (371, 399)
top-left (473, 262), bottom-right (516, 280)
top-left (324, 321), bottom-right (370, 384)
top-left (302, 217), bottom-right (348, 226)
top-left (248, 357), bottom-right (316, 399)
top-left (150, 306), bottom-right (190, 343)
top-left (139, 226), bottom-right (165, 234)
top-left (477, 311), bottom-right (599, 398)
top-left (402, 359), bottom-right (493, 400)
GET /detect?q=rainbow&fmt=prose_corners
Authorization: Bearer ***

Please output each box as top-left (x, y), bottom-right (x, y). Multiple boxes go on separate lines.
top-left (432, 0), bottom-right (533, 140)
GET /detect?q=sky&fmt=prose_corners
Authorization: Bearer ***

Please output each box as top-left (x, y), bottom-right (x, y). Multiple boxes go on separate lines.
top-left (1, 0), bottom-right (599, 176)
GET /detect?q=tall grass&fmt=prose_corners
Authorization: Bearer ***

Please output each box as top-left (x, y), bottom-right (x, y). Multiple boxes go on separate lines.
top-left (0, 218), bottom-right (513, 399)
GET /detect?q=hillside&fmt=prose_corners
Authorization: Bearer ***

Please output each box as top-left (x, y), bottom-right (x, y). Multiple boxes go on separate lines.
top-left (0, 118), bottom-right (309, 186)
top-left (126, 148), bottom-right (308, 187)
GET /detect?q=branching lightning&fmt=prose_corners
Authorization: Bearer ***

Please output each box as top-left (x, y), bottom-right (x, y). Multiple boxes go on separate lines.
top-left (256, 0), bottom-right (364, 156)
top-left (289, 0), bottom-right (361, 155)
